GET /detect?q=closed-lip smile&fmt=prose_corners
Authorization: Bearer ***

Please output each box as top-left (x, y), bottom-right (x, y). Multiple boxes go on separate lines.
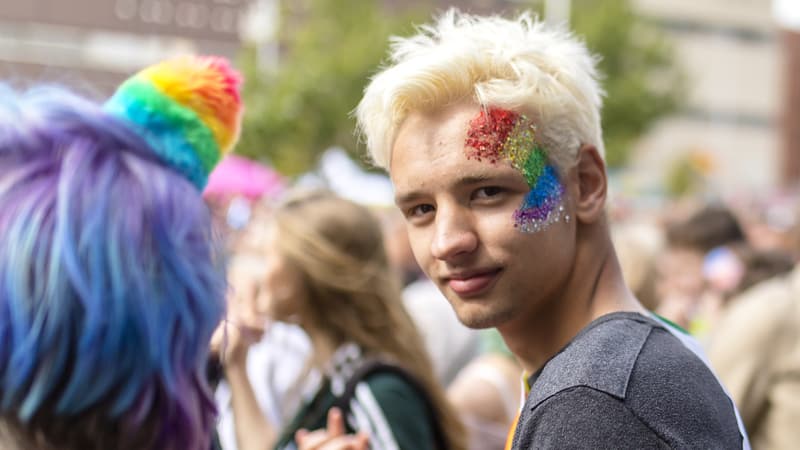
top-left (444, 268), bottom-right (502, 297)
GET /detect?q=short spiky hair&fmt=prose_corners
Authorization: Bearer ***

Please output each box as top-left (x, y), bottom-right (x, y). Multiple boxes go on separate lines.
top-left (356, 9), bottom-right (605, 171)
top-left (0, 85), bottom-right (224, 450)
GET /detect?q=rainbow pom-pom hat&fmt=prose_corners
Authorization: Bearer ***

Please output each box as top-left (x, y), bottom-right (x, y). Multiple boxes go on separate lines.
top-left (105, 55), bottom-right (243, 189)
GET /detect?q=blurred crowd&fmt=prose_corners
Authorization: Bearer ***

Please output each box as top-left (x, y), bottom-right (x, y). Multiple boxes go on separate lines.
top-left (1, 6), bottom-right (797, 448)
top-left (205, 154), bottom-right (800, 449)
top-left (610, 192), bottom-right (800, 450)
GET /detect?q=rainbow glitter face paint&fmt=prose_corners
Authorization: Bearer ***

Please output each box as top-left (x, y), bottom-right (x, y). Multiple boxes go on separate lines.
top-left (465, 107), bottom-right (567, 232)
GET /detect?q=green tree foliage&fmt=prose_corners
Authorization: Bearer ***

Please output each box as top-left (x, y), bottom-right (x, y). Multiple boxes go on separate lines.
top-left (577, 0), bottom-right (684, 167)
top-left (526, 0), bottom-right (684, 167)
top-left (665, 151), bottom-right (712, 197)
top-left (238, 0), bottom-right (682, 175)
top-left (236, 0), bottom-right (422, 175)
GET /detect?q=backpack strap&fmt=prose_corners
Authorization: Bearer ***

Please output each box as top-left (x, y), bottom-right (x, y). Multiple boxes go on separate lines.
top-left (333, 360), bottom-right (449, 450)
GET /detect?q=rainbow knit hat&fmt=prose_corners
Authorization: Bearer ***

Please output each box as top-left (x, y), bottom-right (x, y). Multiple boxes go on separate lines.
top-left (105, 55), bottom-right (243, 189)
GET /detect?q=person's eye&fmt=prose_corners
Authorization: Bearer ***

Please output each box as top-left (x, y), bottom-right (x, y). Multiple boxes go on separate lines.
top-left (407, 204), bottom-right (435, 219)
top-left (473, 186), bottom-right (504, 199)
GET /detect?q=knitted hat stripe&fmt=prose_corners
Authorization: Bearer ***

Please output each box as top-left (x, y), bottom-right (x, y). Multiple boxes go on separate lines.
top-left (105, 77), bottom-right (219, 188)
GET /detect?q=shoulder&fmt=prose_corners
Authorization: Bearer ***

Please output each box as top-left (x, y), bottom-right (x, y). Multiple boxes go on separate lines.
top-left (527, 312), bottom-right (656, 407)
top-left (627, 326), bottom-right (743, 448)
top-left (346, 371), bottom-right (435, 450)
top-left (521, 312), bottom-right (744, 449)
top-left (514, 386), bottom-right (669, 449)
top-left (360, 371), bottom-right (429, 413)
top-left (529, 312), bottom-right (736, 406)
top-left (275, 383), bottom-right (337, 449)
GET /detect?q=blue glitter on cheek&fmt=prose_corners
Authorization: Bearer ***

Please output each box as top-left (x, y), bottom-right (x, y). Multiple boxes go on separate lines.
top-left (513, 165), bottom-right (568, 233)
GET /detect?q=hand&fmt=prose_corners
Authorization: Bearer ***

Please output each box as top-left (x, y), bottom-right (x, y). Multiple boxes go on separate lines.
top-left (295, 408), bottom-right (369, 450)
top-left (210, 266), bottom-right (271, 367)
top-left (210, 318), bottom-right (266, 368)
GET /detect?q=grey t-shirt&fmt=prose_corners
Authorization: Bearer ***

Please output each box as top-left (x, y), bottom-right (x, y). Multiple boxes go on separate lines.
top-left (511, 312), bottom-right (747, 449)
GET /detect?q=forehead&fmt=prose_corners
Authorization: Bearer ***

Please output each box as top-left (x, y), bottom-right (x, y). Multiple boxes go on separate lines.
top-left (389, 103), bottom-right (520, 190)
top-left (238, 219), bottom-right (278, 252)
top-left (393, 102), bottom-right (478, 155)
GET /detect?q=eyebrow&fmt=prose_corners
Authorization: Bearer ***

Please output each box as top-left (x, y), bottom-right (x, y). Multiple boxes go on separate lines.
top-left (394, 191), bottom-right (425, 205)
top-left (456, 174), bottom-right (496, 186)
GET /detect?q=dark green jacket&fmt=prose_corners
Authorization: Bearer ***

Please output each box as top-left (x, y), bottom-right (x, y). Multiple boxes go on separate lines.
top-left (274, 369), bottom-right (436, 450)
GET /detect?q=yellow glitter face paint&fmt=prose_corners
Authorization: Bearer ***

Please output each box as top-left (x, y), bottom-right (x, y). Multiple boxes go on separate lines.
top-left (465, 108), bottom-right (567, 232)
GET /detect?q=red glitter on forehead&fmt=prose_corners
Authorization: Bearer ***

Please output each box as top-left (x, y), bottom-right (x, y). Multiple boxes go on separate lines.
top-left (464, 108), bottom-right (520, 163)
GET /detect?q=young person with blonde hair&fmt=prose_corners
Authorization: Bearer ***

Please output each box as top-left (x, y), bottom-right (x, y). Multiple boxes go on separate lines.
top-left (216, 190), bottom-right (465, 450)
top-left (356, 9), bottom-right (750, 449)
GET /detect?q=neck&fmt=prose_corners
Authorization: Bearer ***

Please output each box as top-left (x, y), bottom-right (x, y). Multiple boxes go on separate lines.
top-left (300, 319), bottom-right (339, 369)
top-left (498, 220), bottom-right (645, 374)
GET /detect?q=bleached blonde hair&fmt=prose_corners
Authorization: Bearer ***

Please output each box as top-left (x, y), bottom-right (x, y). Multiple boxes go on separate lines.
top-left (356, 9), bottom-right (605, 172)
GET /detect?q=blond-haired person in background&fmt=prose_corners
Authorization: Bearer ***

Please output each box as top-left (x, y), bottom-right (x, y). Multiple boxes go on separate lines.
top-left (214, 190), bottom-right (465, 450)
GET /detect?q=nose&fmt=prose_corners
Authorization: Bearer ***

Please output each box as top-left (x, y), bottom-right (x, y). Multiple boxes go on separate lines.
top-left (430, 205), bottom-right (478, 261)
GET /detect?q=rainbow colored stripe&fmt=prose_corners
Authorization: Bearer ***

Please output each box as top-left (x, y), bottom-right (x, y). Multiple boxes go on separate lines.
top-left (465, 108), bottom-right (565, 232)
top-left (105, 56), bottom-right (243, 189)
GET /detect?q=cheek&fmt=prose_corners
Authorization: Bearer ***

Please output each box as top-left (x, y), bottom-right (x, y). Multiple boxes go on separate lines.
top-left (406, 228), bottom-right (433, 268)
top-left (515, 205), bottom-right (575, 251)
top-left (513, 165), bottom-right (567, 234)
top-left (261, 260), bottom-right (296, 302)
top-left (259, 272), bottom-right (304, 320)
top-left (473, 213), bottom-right (530, 259)
top-left (251, 289), bottom-right (271, 316)
top-left (261, 263), bottom-right (281, 294)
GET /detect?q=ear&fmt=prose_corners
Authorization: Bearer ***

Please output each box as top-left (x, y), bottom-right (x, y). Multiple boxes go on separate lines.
top-left (573, 144), bottom-right (607, 224)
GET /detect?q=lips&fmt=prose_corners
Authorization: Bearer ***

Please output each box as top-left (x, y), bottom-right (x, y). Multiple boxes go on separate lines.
top-left (445, 268), bottom-right (502, 297)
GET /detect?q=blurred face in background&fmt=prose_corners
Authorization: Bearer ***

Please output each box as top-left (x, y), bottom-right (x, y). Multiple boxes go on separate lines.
top-left (656, 246), bottom-right (705, 300)
top-left (382, 214), bottom-right (423, 286)
top-left (654, 245), bottom-right (706, 326)
top-left (228, 222), bottom-right (307, 325)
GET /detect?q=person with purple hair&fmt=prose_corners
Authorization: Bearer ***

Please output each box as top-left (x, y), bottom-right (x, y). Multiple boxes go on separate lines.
top-left (0, 55), bottom-right (243, 449)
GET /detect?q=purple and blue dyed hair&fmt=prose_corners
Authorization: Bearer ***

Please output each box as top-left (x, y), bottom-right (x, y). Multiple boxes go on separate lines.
top-left (0, 84), bottom-right (225, 449)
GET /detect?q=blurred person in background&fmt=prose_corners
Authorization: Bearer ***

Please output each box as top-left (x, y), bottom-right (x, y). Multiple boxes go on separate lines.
top-left (0, 55), bottom-right (242, 449)
top-left (213, 288), bottom-right (313, 450)
top-left (356, 9), bottom-right (748, 449)
top-left (706, 207), bottom-right (800, 449)
top-left (704, 245), bottom-right (794, 303)
top-left (204, 154), bottom-right (287, 246)
top-left (213, 189), bottom-right (465, 450)
top-left (612, 221), bottom-right (665, 311)
top-left (656, 203), bottom-right (748, 333)
top-left (736, 193), bottom-right (800, 256)
top-left (445, 330), bottom-right (521, 450)
top-left (203, 157), bottom-right (314, 450)
top-left (657, 203), bottom-right (794, 338)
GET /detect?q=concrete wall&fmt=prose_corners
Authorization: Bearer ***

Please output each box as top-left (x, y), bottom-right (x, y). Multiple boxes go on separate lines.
top-left (628, 0), bottom-right (782, 195)
top-left (0, 0), bottom-right (248, 93)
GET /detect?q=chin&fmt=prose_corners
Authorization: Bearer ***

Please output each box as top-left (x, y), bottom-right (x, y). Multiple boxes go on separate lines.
top-left (267, 308), bottom-right (297, 324)
top-left (453, 304), bottom-right (515, 329)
